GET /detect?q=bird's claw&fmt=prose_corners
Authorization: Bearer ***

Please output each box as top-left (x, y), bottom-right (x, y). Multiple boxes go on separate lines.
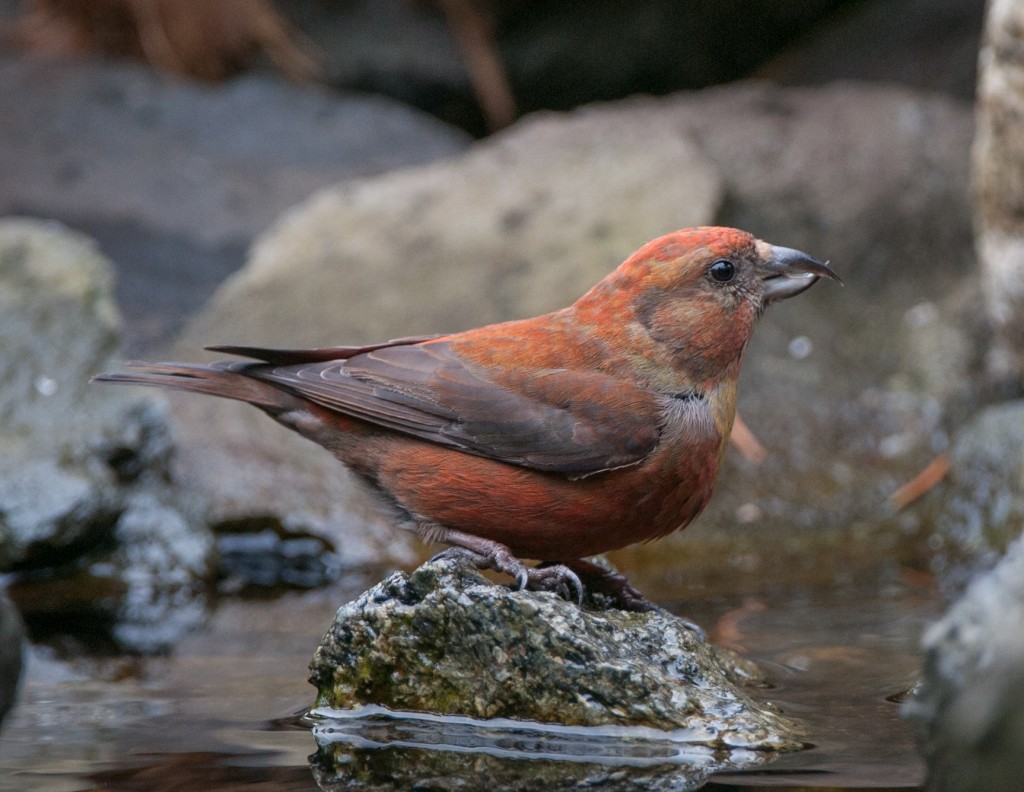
top-left (679, 618), bottom-right (707, 642)
top-left (429, 546), bottom-right (481, 566)
top-left (489, 550), bottom-right (584, 606)
top-left (432, 545), bottom-right (584, 606)
top-left (523, 564), bottom-right (585, 605)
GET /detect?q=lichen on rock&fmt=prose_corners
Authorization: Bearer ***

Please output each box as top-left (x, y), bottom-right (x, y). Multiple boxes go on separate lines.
top-left (309, 555), bottom-right (801, 751)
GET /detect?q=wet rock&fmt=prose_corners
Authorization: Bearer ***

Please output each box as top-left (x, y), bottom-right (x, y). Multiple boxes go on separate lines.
top-left (0, 218), bottom-right (213, 653)
top-left (908, 533), bottom-right (1024, 792)
top-left (973, 0), bottom-right (1024, 389)
top-left (309, 556), bottom-right (801, 749)
top-left (0, 219), bottom-right (170, 566)
top-left (0, 53), bottom-right (471, 352)
top-left (0, 592), bottom-right (24, 727)
top-left (919, 402), bottom-right (1024, 595)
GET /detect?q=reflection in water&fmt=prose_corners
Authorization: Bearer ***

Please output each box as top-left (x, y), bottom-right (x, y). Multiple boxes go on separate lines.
top-left (308, 707), bottom-right (775, 791)
top-left (308, 705), bottom-right (777, 791)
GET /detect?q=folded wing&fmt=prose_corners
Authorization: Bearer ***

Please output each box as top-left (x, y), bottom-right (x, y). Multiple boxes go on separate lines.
top-left (228, 339), bottom-right (663, 476)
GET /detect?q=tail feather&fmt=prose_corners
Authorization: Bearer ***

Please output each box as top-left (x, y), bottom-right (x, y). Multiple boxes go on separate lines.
top-left (92, 362), bottom-right (293, 413)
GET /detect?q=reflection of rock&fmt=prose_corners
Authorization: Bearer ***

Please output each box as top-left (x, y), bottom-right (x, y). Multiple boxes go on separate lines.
top-left (0, 219), bottom-right (213, 653)
top-left (106, 492), bottom-right (212, 653)
top-left (216, 520), bottom-right (342, 593)
top-left (310, 556), bottom-right (800, 748)
top-left (0, 593), bottom-right (24, 727)
top-left (310, 711), bottom-right (773, 792)
top-left (920, 402), bottom-right (1024, 595)
top-left (908, 534), bottom-right (1024, 791)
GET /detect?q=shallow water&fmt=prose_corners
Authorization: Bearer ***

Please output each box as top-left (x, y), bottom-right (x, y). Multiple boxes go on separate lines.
top-left (0, 562), bottom-right (937, 791)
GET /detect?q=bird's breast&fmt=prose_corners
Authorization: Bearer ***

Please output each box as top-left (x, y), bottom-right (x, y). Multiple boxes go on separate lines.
top-left (632, 392), bottom-right (725, 538)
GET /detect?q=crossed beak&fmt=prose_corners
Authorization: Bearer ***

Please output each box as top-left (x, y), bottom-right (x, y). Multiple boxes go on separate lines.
top-left (760, 244), bottom-right (842, 303)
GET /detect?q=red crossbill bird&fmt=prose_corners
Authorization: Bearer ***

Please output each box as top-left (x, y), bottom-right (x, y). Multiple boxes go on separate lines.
top-left (95, 227), bottom-right (838, 609)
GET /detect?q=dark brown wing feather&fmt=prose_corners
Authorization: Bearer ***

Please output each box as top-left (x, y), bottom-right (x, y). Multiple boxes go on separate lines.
top-left (243, 340), bottom-right (663, 475)
top-left (206, 334), bottom-right (443, 365)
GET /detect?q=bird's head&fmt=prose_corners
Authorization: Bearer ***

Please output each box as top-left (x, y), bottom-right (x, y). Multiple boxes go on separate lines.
top-left (575, 226), bottom-right (840, 388)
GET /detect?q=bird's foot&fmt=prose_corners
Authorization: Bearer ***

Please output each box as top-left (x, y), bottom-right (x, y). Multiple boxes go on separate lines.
top-left (430, 544), bottom-right (528, 588)
top-left (431, 545), bottom-right (704, 636)
top-left (545, 558), bottom-right (656, 613)
top-left (521, 563), bottom-right (584, 605)
top-left (557, 558), bottom-right (707, 638)
top-left (431, 538), bottom-right (583, 605)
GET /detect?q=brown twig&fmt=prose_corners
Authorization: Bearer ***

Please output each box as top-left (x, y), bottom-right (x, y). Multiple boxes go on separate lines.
top-left (889, 452), bottom-right (950, 510)
top-left (711, 597), bottom-right (768, 652)
top-left (11, 0), bottom-right (320, 82)
top-left (437, 0), bottom-right (517, 130)
top-left (729, 411), bottom-right (768, 465)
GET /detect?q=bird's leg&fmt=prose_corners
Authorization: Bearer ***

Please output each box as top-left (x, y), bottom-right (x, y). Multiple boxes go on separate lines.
top-left (430, 530), bottom-right (583, 604)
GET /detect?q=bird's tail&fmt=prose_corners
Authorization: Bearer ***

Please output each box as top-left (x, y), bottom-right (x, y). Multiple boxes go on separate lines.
top-left (92, 361), bottom-right (294, 414)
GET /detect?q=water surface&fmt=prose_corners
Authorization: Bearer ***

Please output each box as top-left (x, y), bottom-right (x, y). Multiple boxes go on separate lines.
top-left (0, 562), bottom-right (937, 791)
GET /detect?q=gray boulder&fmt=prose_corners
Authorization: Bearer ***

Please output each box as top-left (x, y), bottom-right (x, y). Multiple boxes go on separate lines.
top-left (181, 106), bottom-right (722, 347)
top-left (0, 218), bottom-right (212, 652)
top-left (611, 81), bottom-right (975, 592)
top-left (909, 533), bottom-right (1024, 792)
top-left (919, 402), bottom-right (1024, 595)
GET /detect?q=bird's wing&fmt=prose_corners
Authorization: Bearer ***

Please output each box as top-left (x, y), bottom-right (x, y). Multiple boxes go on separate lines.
top-left (238, 340), bottom-right (664, 476)
top-left (206, 335), bottom-right (443, 365)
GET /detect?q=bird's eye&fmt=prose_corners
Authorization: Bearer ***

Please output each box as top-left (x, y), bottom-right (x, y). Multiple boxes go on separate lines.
top-left (708, 259), bottom-right (736, 283)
